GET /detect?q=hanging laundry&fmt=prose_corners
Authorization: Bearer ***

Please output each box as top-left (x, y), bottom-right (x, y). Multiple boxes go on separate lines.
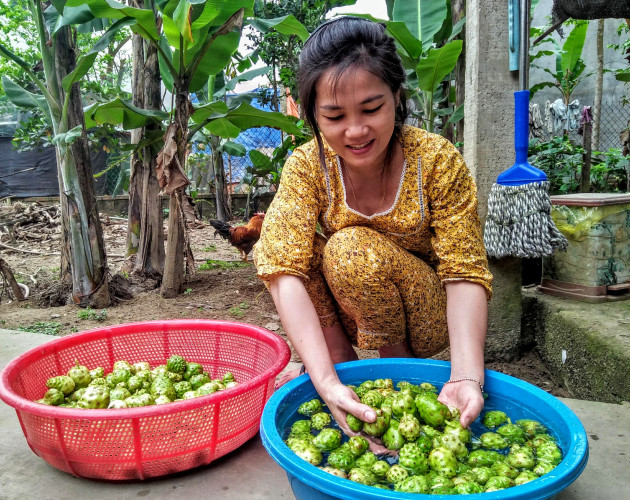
top-left (548, 98), bottom-right (581, 133)
top-left (567, 100), bottom-right (581, 131)
top-left (577, 106), bottom-right (592, 136)
top-left (529, 103), bottom-right (546, 139)
top-left (544, 100), bottom-right (554, 133)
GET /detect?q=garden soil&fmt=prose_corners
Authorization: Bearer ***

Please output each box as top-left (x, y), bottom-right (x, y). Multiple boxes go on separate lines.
top-left (0, 203), bottom-right (570, 398)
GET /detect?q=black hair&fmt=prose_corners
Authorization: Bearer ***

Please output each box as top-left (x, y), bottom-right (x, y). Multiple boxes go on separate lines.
top-left (298, 16), bottom-right (408, 173)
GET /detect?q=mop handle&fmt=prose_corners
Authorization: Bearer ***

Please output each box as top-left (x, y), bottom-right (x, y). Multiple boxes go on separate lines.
top-left (514, 90), bottom-right (530, 165)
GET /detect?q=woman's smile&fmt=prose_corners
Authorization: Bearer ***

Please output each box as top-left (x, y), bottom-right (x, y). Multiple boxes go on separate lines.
top-left (347, 139), bottom-right (374, 152)
top-left (315, 67), bottom-right (398, 173)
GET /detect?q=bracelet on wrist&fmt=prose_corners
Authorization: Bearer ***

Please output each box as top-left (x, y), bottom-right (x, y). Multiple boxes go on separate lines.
top-left (443, 377), bottom-right (484, 393)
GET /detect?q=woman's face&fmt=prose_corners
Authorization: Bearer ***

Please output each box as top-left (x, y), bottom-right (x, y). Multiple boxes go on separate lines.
top-left (315, 66), bottom-right (398, 172)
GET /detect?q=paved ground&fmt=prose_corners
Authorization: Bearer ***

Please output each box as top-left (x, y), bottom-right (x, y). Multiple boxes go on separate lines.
top-left (0, 329), bottom-right (628, 499)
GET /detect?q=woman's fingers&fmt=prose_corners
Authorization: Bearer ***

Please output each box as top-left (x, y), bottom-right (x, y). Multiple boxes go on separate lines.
top-left (438, 381), bottom-right (484, 428)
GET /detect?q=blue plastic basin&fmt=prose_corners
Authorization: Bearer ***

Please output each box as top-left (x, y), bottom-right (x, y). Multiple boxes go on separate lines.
top-left (260, 359), bottom-right (588, 500)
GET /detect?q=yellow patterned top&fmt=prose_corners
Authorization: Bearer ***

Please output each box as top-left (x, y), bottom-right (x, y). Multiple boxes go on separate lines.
top-left (254, 125), bottom-right (493, 297)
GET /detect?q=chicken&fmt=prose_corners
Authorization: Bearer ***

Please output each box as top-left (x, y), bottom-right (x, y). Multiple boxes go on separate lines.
top-left (209, 213), bottom-right (265, 262)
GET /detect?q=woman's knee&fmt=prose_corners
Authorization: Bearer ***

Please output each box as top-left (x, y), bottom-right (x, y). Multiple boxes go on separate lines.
top-left (322, 226), bottom-right (386, 274)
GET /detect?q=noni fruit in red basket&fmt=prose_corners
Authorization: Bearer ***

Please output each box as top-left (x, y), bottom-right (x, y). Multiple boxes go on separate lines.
top-left (150, 374), bottom-right (176, 401)
top-left (34, 356), bottom-right (237, 409)
top-left (166, 354), bottom-right (188, 374)
top-left (67, 361), bottom-right (92, 389)
top-left (46, 375), bottom-right (75, 395)
top-left (37, 388), bottom-right (64, 406)
top-left (78, 384), bottom-right (110, 409)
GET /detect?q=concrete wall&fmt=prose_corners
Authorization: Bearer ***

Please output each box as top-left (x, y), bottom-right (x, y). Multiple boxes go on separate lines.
top-left (464, 0), bottom-right (523, 361)
top-left (523, 290), bottom-right (630, 403)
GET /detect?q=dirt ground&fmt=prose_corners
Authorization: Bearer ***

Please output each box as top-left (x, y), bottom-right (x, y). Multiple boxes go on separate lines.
top-left (0, 202), bottom-right (570, 398)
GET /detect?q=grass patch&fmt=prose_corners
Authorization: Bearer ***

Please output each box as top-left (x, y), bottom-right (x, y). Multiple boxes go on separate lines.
top-left (77, 307), bottom-right (108, 321)
top-left (229, 302), bottom-right (249, 317)
top-left (198, 259), bottom-right (250, 271)
top-left (18, 321), bottom-right (62, 336)
top-left (202, 244), bottom-right (217, 252)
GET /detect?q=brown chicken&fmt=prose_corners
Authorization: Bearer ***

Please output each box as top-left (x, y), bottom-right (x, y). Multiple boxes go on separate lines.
top-left (209, 213), bottom-right (265, 262)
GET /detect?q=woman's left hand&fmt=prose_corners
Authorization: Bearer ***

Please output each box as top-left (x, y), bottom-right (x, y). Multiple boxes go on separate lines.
top-left (437, 380), bottom-right (484, 428)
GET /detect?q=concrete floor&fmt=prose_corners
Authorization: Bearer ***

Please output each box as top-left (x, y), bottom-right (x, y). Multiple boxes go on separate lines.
top-left (1, 329), bottom-right (628, 500)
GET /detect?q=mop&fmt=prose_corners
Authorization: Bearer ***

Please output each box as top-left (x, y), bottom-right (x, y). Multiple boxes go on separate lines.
top-left (483, 0), bottom-right (567, 259)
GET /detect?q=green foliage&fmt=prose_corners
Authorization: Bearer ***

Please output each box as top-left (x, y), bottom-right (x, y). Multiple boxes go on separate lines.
top-left (0, 0), bottom-right (41, 102)
top-left (202, 244), bottom-right (217, 252)
top-left (11, 113), bottom-right (53, 151)
top-left (246, 0), bottom-right (351, 103)
top-left (529, 136), bottom-right (629, 194)
top-left (384, 0), bottom-right (465, 133)
top-left (77, 307), bottom-right (108, 321)
top-left (589, 148), bottom-right (629, 192)
top-left (198, 259), bottom-right (250, 271)
top-left (1, 1), bottom-right (133, 155)
top-left (229, 301), bottom-right (249, 317)
top-left (530, 21), bottom-right (591, 104)
top-left (17, 321), bottom-right (62, 336)
top-left (607, 22), bottom-right (630, 104)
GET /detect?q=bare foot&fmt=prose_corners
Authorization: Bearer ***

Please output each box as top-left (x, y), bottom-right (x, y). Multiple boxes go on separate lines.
top-left (274, 366), bottom-right (305, 389)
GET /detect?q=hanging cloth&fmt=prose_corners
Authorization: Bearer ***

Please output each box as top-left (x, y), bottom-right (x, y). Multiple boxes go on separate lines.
top-left (577, 106), bottom-right (592, 136)
top-left (529, 102), bottom-right (546, 139)
top-left (548, 98), bottom-right (581, 133)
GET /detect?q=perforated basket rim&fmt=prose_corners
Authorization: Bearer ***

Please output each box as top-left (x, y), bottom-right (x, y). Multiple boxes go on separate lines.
top-left (0, 319), bottom-right (290, 420)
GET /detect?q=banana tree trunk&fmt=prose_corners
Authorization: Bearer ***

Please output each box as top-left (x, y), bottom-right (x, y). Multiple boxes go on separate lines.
top-left (133, 40), bottom-right (165, 279)
top-left (161, 91), bottom-right (193, 297)
top-left (54, 25), bottom-right (110, 307)
top-left (126, 19), bottom-right (145, 259)
top-left (210, 134), bottom-right (231, 221)
top-left (127, 1), bottom-right (165, 279)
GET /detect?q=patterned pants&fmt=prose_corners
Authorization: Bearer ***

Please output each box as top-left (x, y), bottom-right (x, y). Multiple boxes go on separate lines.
top-left (304, 226), bottom-right (448, 357)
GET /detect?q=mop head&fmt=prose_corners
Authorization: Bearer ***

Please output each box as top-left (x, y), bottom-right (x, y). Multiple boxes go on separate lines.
top-left (484, 181), bottom-right (568, 259)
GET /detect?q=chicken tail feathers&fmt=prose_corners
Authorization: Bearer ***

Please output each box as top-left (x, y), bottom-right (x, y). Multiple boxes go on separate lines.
top-left (209, 219), bottom-right (231, 239)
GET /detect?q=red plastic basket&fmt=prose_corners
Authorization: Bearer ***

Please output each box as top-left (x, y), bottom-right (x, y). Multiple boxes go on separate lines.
top-left (0, 320), bottom-right (290, 481)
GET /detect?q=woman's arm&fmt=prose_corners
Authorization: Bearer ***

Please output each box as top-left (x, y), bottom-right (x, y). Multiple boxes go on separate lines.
top-left (268, 273), bottom-right (376, 432)
top-left (438, 280), bottom-right (488, 427)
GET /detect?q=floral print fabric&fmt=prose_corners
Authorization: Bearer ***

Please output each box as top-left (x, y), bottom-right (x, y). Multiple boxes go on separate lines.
top-left (253, 125), bottom-right (492, 352)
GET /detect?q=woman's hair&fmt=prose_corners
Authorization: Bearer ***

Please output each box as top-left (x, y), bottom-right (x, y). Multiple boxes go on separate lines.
top-left (298, 17), bottom-right (408, 172)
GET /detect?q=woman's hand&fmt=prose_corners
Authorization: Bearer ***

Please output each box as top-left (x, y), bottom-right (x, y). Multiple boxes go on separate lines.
top-left (319, 381), bottom-right (391, 455)
top-left (320, 381), bottom-right (374, 433)
top-left (437, 379), bottom-right (484, 428)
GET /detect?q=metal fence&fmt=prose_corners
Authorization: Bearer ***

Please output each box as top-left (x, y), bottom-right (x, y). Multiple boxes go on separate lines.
top-left (222, 125), bottom-right (283, 193)
top-left (572, 102), bottom-right (629, 153)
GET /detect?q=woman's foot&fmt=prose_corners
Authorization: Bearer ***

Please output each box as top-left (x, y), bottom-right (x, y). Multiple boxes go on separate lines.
top-left (378, 340), bottom-right (414, 358)
top-left (275, 365), bottom-right (306, 389)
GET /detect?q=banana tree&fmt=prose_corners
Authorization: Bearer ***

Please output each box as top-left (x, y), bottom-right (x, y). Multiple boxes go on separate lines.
top-left (0, 1), bottom-right (133, 307)
top-left (75, 0), bottom-right (305, 296)
top-left (530, 21), bottom-right (591, 105)
top-left (350, 1), bottom-right (463, 133)
top-left (384, 0), bottom-right (465, 134)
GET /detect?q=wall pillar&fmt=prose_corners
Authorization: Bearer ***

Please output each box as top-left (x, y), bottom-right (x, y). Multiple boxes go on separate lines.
top-left (464, 0), bottom-right (523, 361)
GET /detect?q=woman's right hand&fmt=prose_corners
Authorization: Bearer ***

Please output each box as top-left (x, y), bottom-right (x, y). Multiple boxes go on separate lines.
top-left (319, 380), bottom-right (392, 455)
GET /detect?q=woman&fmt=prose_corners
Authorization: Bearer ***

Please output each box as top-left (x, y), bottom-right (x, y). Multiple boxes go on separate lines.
top-left (253, 17), bottom-right (492, 435)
